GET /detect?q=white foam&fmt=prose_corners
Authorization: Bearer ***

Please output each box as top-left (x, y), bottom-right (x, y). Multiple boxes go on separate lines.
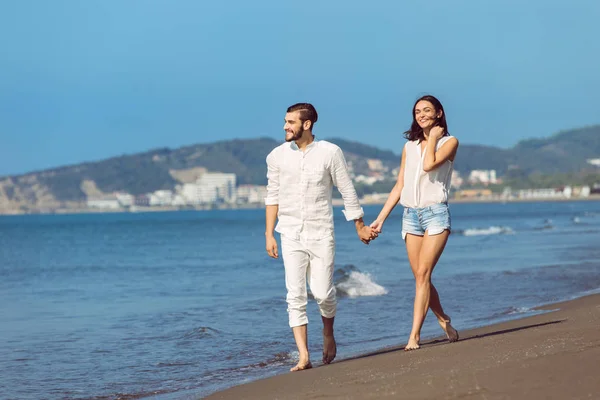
top-left (508, 307), bottom-right (531, 315)
top-left (336, 271), bottom-right (388, 298)
top-left (462, 226), bottom-right (515, 236)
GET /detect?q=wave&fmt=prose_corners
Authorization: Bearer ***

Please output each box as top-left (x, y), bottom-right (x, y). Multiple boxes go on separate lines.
top-left (458, 226), bottom-right (515, 236)
top-left (471, 305), bottom-right (540, 323)
top-left (533, 218), bottom-right (554, 230)
top-left (506, 306), bottom-right (532, 315)
top-left (333, 264), bottom-right (388, 298)
top-left (181, 326), bottom-right (220, 340)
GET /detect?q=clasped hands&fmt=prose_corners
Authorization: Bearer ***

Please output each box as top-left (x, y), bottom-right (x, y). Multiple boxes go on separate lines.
top-left (356, 218), bottom-right (384, 245)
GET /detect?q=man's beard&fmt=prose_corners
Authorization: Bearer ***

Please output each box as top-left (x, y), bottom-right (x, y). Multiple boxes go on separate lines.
top-left (285, 126), bottom-right (304, 142)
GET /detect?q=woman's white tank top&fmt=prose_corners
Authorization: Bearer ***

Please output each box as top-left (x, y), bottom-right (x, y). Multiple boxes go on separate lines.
top-left (400, 136), bottom-right (455, 208)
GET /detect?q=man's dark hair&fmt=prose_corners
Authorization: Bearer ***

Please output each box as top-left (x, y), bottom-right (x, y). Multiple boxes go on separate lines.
top-left (287, 103), bottom-right (318, 130)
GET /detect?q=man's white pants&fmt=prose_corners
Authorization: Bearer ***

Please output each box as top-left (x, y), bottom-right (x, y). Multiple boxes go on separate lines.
top-left (280, 234), bottom-right (337, 328)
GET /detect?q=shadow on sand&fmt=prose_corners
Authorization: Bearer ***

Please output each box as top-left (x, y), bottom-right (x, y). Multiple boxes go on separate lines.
top-left (338, 319), bottom-right (566, 363)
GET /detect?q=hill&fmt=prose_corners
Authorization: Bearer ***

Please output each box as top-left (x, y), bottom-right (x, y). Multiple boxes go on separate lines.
top-left (1, 125), bottom-right (599, 212)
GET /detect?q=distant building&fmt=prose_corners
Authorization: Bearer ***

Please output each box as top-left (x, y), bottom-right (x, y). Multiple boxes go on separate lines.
top-left (115, 192), bottom-right (134, 207)
top-left (354, 175), bottom-right (381, 185)
top-left (87, 195), bottom-right (120, 209)
top-left (367, 159), bottom-right (385, 172)
top-left (171, 194), bottom-right (187, 206)
top-left (586, 158), bottom-right (600, 167)
top-left (181, 172), bottom-right (237, 204)
top-left (468, 170), bottom-right (498, 185)
top-left (237, 185), bottom-right (267, 204)
top-left (455, 189), bottom-right (493, 199)
top-left (134, 194), bottom-right (150, 206)
top-left (517, 188), bottom-right (562, 199)
top-left (149, 190), bottom-right (174, 206)
top-left (570, 186), bottom-right (591, 198)
top-left (451, 171), bottom-right (463, 189)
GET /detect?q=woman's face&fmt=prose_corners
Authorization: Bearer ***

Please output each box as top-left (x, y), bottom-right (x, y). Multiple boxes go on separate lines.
top-left (414, 100), bottom-right (441, 130)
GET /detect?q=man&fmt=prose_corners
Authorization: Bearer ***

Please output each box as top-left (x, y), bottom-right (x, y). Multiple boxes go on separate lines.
top-left (264, 102), bottom-right (376, 372)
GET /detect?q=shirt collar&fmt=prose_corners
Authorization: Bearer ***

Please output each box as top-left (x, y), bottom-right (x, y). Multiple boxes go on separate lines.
top-left (290, 139), bottom-right (318, 151)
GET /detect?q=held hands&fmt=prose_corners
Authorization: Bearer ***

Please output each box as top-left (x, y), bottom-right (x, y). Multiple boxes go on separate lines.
top-left (357, 225), bottom-right (377, 244)
top-left (356, 218), bottom-right (378, 245)
top-left (370, 219), bottom-right (384, 235)
top-left (265, 235), bottom-right (278, 258)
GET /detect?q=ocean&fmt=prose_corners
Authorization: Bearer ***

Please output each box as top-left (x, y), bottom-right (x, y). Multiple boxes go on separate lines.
top-left (2, 200), bottom-right (600, 399)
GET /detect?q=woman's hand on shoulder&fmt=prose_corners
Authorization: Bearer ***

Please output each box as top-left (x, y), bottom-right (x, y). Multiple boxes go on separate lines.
top-left (429, 126), bottom-right (445, 140)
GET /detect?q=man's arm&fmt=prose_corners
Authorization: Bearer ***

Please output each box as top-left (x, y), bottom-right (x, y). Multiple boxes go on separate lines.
top-left (330, 147), bottom-right (374, 244)
top-left (265, 205), bottom-right (279, 258)
top-left (265, 151), bottom-right (280, 258)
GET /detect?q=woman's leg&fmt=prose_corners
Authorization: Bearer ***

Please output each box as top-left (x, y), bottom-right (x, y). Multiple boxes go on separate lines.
top-left (405, 230), bottom-right (451, 350)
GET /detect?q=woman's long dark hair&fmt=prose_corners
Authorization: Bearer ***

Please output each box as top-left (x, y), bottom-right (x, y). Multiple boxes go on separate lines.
top-left (404, 95), bottom-right (449, 142)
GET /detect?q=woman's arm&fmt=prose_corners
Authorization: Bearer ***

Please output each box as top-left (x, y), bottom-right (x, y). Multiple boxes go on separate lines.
top-left (423, 128), bottom-right (459, 172)
top-left (371, 146), bottom-right (407, 232)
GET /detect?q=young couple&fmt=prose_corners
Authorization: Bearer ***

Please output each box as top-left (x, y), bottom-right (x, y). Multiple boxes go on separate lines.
top-left (264, 96), bottom-right (460, 372)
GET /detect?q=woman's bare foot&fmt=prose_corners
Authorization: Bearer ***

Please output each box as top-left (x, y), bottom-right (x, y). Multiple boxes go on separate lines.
top-left (445, 322), bottom-right (459, 342)
top-left (404, 336), bottom-right (420, 351)
top-left (438, 317), bottom-right (459, 343)
top-left (322, 334), bottom-right (337, 364)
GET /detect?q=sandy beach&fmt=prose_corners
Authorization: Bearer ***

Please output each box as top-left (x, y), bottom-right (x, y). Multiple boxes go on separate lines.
top-left (205, 293), bottom-right (600, 400)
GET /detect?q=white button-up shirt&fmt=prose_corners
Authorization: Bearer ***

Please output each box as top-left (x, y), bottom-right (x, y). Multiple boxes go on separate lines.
top-left (265, 140), bottom-right (364, 240)
top-left (400, 136), bottom-right (455, 208)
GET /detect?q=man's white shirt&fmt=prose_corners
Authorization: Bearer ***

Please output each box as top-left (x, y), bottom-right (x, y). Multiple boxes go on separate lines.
top-left (265, 140), bottom-right (364, 240)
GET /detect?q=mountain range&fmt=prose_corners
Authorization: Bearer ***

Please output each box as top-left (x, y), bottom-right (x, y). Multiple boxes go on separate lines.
top-left (1, 125), bottom-right (599, 213)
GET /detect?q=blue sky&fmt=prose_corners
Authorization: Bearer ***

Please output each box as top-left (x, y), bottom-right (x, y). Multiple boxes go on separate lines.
top-left (1, 0), bottom-right (599, 176)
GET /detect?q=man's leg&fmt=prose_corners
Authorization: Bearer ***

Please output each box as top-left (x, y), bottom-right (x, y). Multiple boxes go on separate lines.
top-left (307, 237), bottom-right (337, 364)
top-left (281, 235), bottom-right (312, 371)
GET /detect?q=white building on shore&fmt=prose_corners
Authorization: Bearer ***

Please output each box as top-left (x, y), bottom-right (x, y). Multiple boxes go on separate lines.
top-left (587, 158), bottom-right (600, 167)
top-left (181, 172), bottom-right (237, 204)
top-left (236, 184), bottom-right (267, 204)
top-left (87, 195), bottom-right (120, 209)
top-left (149, 190), bottom-right (174, 206)
top-left (469, 169), bottom-right (498, 185)
top-left (115, 192), bottom-right (134, 207)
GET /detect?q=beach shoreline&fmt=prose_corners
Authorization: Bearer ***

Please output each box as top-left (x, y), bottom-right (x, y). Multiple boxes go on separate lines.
top-left (1, 194), bottom-right (599, 216)
top-left (204, 293), bottom-right (600, 400)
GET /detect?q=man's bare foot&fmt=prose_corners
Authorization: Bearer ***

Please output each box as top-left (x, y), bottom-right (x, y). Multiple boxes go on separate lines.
top-left (290, 361), bottom-right (312, 372)
top-left (322, 334), bottom-right (337, 364)
top-left (404, 336), bottom-right (420, 351)
top-left (439, 318), bottom-right (459, 343)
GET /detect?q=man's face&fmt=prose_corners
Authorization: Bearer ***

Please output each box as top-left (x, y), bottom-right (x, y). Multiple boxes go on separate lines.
top-left (283, 111), bottom-right (306, 142)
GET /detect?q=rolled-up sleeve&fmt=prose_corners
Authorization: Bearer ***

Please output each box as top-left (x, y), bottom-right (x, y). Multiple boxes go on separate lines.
top-left (264, 150), bottom-right (280, 206)
top-left (330, 148), bottom-right (364, 221)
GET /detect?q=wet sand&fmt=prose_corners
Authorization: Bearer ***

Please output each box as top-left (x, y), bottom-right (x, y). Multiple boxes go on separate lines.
top-left (205, 293), bottom-right (600, 399)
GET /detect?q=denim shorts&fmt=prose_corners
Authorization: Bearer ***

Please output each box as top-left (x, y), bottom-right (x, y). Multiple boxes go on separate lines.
top-left (402, 203), bottom-right (451, 240)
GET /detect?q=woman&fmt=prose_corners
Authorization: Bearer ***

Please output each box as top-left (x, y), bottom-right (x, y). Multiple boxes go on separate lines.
top-left (370, 95), bottom-right (459, 350)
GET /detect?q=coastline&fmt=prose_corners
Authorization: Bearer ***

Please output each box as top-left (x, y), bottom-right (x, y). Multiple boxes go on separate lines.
top-left (204, 293), bottom-right (600, 400)
top-left (1, 194), bottom-right (599, 216)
